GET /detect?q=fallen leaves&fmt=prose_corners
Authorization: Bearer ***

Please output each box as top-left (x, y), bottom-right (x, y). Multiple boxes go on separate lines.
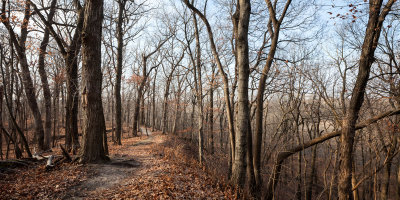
top-left (0, 162), bottom-right (88, 199)
top-left (1, 131), bottom-right (237, 199)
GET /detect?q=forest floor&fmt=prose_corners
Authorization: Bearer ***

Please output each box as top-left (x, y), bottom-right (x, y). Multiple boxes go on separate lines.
top-left (0, 127), bottom-right (237, 199)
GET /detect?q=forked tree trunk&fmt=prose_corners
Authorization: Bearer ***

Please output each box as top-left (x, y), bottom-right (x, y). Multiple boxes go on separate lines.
top-left (254, 0), bottom-right (292, 190)
top-left (338, 1), bottom-right (394, 199)
top-left (132, 38), bottom-right (168, 135)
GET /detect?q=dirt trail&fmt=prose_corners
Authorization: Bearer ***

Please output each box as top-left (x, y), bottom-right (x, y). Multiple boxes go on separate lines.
top-left (63, 127), bottom-right (160, 199)
top-left (1, 127), bottom-right (236, 199)
top-left (55, 127), bottom-right (235, 199)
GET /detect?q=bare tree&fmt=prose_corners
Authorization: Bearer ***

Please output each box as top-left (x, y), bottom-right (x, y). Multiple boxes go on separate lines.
top-left (29, 0), bottom-right (85, 153)
top-left (132, 37), bottom-right (169, 136)
top-left (1, 1), bottom-right (45, 152)
top-left (338, 1), bottom-right (395, 199)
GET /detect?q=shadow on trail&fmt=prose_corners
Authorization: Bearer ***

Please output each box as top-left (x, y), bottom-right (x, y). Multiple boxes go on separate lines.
top-left (109, 158), bottom-right (141, 168)
top-left (130, 141), bottom-right (153, 147)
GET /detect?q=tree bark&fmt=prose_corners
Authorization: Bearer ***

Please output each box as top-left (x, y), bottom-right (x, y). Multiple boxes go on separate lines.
top-left (209, 69), bottom-right (214, 154)
top-left (152, 69), bottom-right (157, 131)
top-left (132, 58), bottom-right (147, 137)
top-left (79, 0), bottom-right (108, 163)
top-left (115, 0), bottom-right (124, 145)
top-left (338, 1), bottom-right (395, 199)
top-left (230, 0), bottom-right (251, 189)
top-left (115, 0), bottom-right (124, 143)
top-left (38, 0), bottom-right (57, 150)
top-left (162, 75), bottom-right (172, 134)
top-left (192, 13), bottom-right (204, 165)
top-left (0, 86), bottom-right (3, 159)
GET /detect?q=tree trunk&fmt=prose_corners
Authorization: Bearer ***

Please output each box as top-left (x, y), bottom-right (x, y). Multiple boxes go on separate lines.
top-left (38, 0), bottom-right (57, 150)
top-left (0, 44), bottom-right (30, 158)
top-left (254, 0), bottom-right (292, 190)
top-left (0, 86), bottom-right (3, 159)
top-left (79, 0), bottom-right (108, 163)
top-left (152, 69), bottom-right (157, 131)
top-left (52, 82), bottom-right (59, 147)
top-left (140, 91), bottom-right (145, 126)
top-left (209, 69), bottom-right (215, 154)
top-left (338, 1), bottom-right (394, 199)
top-left (132, 79), bottom-right (145, 137)
top-left (192, 13), bottom-right (204, 165)
top-left (306, 145), bottom-right (317, 200)
top-left (230, 0), bottom-right (251, 189)
top-left (162, 75), bottom-right (172, 134)
top-left (65, 54), bottom-right (80, 154)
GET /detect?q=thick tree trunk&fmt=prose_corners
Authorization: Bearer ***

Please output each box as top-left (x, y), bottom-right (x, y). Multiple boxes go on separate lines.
top-left (79, 0), bottom-right (108, 163)
top-left (230, 0), bottom-right (251, 188)
top-left (140, 93), bottom-right (145, 126)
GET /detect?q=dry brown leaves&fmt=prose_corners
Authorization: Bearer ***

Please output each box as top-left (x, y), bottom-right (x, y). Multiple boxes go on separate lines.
top-left (0, 162), bottom-right (88, 199)
top-left (95, 133), bottom-right (237, 199)
top-left (1, 131), bottom-right (237, 199)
